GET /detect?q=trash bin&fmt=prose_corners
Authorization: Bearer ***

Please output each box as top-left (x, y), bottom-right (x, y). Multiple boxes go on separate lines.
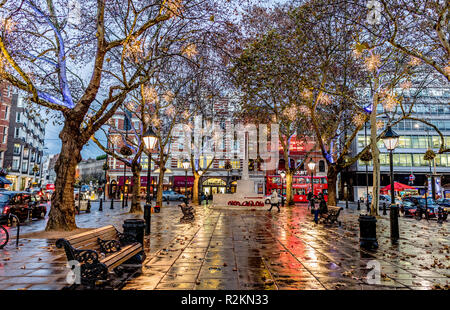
top-left (359, 215), bottom-right (378, 249)
top-left (122, 219), bottom-right (145, 245)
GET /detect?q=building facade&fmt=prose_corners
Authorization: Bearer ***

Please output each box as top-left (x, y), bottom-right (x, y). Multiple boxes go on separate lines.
top-left (0, 82), bottom-right (13, 170)
top-left (3, 93), bottom-right (45, 190)
top-left (42, 153), bottom-right (58, 187)
top-left (348, 86), bottom-right (450, 200)
top-left (105, 95), bottom-right (329, 200)
top-left (106, 96), bottom-right (277, 199)
top-left (77, 157), bottom-right (106, 185)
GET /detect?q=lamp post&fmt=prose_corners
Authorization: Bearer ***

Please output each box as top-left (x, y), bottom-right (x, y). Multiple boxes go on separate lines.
top-left (102, 162), bottom-right (109, 201)
top-left (143, 126), bottom-right (158, 236)
top-left (365, 121), bottom-right (370, 211)
top-left (198, 168), bottom-right (203, 198)
top-left (182, 158), bottom-right (190, 199)
top-left (279, 170), bottom-right (285, 207)
top-left (225, 160), bottom-right (232, 193)
top-left (307, 159), bottom-right (316, 199)
top-left (382, 126), bottom-right (400, 242)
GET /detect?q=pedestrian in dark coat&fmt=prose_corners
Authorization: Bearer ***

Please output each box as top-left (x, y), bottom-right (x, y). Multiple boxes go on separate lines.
top-left (319, 194), bottom-right (328, 215)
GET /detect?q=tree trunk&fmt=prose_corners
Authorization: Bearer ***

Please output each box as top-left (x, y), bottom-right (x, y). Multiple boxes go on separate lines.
top-left (285, 171), bottom-right (294, 206)
top-left (370, 91), bottom-right (380, 216)
top-left (192, 173), bottom-right (200, 204)
top-left (327, 166), bottom-right (338, 206)
top-left (129, 162), bottom-right (142, 214)
top-left (156, 168), bottom-right (164, 207)
top-left (45, 123), bottom-right (82, 231)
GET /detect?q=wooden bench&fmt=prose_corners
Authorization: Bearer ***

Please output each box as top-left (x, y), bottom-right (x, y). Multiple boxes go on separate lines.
top-left (320, 206), bottom-right (343, 226)
top-left (55, 225), bottom-right (144, 287)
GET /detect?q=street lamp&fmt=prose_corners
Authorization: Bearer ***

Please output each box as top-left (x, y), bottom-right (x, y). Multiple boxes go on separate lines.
top-left (182, 158), bottom-right (190, 199)
top-left (279, 170), bottom-right (285, 206)
top-left (307, 159), bottom-right (316, 199)
top-left (382, 125), bottom-right (400, 242)
top-left (225, 160), bottom-right (232, 193)
top-left (143, 126), bottom-right (158, 235)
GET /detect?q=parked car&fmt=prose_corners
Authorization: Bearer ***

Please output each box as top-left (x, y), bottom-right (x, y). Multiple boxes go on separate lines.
top-left (0, 191), bottom-right (47, 222)
top-left (366, 194), bottom-right (394, 209)
top-left (400, 201), bottom-right (417, 217)
top-left (264, 195), bottom-right (283, 205)
top-left (436, 198), bottom-right (450, 210)
top-left (162, 190), bottom-right (186, 201)
top-left (402, 196), bottom-right (440, 218)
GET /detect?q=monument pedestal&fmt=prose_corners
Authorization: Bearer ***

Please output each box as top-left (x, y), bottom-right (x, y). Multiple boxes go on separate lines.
top-left (213, 179), bottom-right (265, 207)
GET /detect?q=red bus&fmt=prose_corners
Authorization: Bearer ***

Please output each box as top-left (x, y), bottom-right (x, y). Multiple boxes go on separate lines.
top-left (266, 175), bottom-right (328, 202)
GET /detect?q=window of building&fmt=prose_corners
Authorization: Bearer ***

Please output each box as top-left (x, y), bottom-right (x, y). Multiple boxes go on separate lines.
top-left (218, 160), bottom-right (225, 169)
top-left (2, 127), bottom-right (6, 143)
top-left (12, 158), bottom-right (19, 170)
top-left (231, 159), bottom-right (240, 169)
top-left (13, 144), bottom-right (21, 155)
top-left (22, 161), bottom-right (28, 172)
top-left (318, 160), bottom-right (325, 172)
top-left (14, 128), bottom-right (19, 138)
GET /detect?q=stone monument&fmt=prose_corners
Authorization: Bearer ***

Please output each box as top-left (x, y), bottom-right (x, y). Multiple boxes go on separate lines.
top-left (213, 132), bottom-right (265, 207)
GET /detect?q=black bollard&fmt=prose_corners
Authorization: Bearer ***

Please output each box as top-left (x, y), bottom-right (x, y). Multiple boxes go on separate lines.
top-left (99, 198), bottom-right (103, 211)
top-left (357, 200), bottom-right (361, 210)
top-left (366, 201), bottom-right (370, 212)
top-left (359, 215), bottom-right (378, 249)
top-left (110, 198), bottom-right (114, 209)
top-left (144, 203), bottom-right (152, 235)
top-left (383, 203), bottom-right (387, 215)
top-left (86, 200), bottom-right (91, 213)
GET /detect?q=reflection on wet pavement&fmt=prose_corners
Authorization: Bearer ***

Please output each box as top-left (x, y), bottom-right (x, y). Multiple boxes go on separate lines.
top-left (124, 202), bottom-right (450, 290)
top-left (0, 201), bottom-right (448, 290)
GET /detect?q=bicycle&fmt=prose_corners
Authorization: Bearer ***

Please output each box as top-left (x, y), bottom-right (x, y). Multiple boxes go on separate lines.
top-left (0, 213), bottom-right (20, 249)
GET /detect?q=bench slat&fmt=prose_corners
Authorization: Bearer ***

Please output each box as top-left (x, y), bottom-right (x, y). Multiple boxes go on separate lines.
top-left (71, 231), bottom-right (117, 248)
top-left (66, 226), bottom-right (116, 243)
top-left (69, 229), bottom-right (117, 247)
top-left (101, 243), bottom-right (142, 270)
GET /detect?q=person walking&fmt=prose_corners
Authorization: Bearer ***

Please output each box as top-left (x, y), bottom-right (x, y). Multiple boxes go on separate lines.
top-left (268, 190), bottom-right (280, 212)
top-left (313, 196), bottom-right (320, 224)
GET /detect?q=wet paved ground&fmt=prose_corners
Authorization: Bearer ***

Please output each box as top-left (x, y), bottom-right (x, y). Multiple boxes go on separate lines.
top-left (0, 200), bottom-right (449, 290)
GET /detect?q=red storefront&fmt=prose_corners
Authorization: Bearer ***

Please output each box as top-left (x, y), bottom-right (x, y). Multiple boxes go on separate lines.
top-left (173, 176), bottom-right (194, 196)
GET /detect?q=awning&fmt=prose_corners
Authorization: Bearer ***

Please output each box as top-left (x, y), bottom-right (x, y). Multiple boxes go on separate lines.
top-left (0, 176), bottom-right (12, 184)
top-left (381, 182), bottom-right (416, 192)
top-left (173, 176), bottom-right (194, 187)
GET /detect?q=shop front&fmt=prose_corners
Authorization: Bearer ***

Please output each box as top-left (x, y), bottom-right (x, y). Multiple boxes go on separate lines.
top-left (173, 176), bottom-right (194, 197)
top-left (202, 178), bottom-right (227, 195)
top-left (118, 176), bottom-right (157, 199)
